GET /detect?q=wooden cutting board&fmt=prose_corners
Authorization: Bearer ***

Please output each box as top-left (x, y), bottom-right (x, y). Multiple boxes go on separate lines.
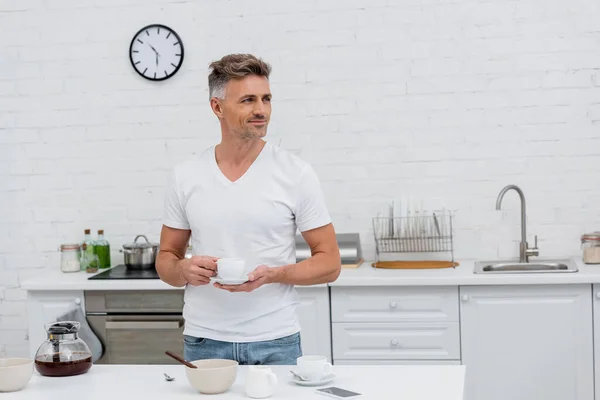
top-left (372, 260), bottom-right (459, 269)
top-left (342, 258), bottom-right (364, 268)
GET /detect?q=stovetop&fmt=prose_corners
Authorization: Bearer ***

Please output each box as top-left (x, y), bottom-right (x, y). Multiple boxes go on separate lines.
top-left (88, 264), bottom-right (160, 280)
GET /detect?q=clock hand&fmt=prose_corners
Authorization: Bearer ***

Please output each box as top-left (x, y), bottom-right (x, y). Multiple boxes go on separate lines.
top-left (149, 43), bottom-right (161, 66)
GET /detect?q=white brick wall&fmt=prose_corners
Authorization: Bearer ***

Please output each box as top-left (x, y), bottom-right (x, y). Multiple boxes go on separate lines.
top-left (1, 0), bottom-right (600, 356)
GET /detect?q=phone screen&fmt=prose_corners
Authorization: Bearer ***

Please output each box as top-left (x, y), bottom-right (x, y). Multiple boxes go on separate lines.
top-left (317, 387), bottom-right (361, 398)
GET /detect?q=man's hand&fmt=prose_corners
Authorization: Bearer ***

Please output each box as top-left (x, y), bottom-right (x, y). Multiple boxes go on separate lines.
top-left (179, 255), bottom-right (219, 286)
top-left (214, 264), bottom-right (272, 293)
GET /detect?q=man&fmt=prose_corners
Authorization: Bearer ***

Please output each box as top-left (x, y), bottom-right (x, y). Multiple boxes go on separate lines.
top-left (156, 53), bottom-right (341, 365)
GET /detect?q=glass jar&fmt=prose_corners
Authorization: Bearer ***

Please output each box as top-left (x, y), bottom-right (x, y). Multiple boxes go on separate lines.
top-left (581, 232), bottom-right (600, 264)
top-left (60, 244), bottom-right (81, 273)
top-left (34, 321), bottom-right (93, 377)
top-left (80, 243), bottom-right (100, 273)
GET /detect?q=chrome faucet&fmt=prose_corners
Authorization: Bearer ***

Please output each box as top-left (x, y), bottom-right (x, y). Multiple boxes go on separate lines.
top-left (495, 184), bottom-right (539, 263)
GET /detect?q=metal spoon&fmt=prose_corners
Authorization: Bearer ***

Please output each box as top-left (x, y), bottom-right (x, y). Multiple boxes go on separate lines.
top-left (164, 372), bottom-right (175, 382)
top-left (290, 370), bottom-right (308, 381)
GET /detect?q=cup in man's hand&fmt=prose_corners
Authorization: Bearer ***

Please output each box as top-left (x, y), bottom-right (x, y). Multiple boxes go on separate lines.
top-left (216, 258), bottom-right (246, 280)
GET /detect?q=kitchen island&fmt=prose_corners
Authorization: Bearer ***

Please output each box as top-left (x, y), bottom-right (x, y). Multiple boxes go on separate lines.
top-left (5, 364), bottom-right (466, 400)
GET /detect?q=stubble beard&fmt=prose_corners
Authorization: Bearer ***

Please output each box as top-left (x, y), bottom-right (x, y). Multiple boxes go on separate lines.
top-left (240, 125), bottom-right (267, 141)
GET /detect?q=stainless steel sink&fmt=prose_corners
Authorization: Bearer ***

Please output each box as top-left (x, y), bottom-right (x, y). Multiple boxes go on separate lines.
top-left (474, 260), bottom-right (578, 274)
top-left (477, 185), bottom-right (580, 274)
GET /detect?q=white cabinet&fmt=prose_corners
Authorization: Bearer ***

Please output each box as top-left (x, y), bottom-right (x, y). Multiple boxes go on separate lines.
top-left (460, 285), bottom-right (594, 400)
top-left (26, 290), bottom-right (85, 358)
top-left (296, 286), bottom-right (332, 362)
top-left (330, 286), bottom-right (460, 365)
top-left (332, 322), bottom-right (460, 360)
top-left (331, 286), bottom-right (459, 323)
top-left (334, 359), bottom-right (461, 365)
top-left (26, 288), bottom-right (332, 363)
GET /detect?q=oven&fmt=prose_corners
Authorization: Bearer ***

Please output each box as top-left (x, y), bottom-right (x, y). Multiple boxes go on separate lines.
top-left (85, 290), bottom-right (185, 365)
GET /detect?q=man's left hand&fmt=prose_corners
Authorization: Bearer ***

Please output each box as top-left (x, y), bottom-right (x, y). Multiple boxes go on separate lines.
top-left (214, 264), bottom-right (273, 293)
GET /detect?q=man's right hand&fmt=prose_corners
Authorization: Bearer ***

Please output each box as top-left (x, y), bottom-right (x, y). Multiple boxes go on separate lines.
top-left (179, 256), bottom-right (219, 286)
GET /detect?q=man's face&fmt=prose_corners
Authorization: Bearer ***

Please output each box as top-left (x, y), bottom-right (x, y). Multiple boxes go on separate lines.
top-left (214, 75), bottom-right (272, 140)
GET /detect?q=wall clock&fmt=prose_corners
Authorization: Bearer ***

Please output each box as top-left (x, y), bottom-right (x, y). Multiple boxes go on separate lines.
top-left (129, 24), bottom-right (184, 81)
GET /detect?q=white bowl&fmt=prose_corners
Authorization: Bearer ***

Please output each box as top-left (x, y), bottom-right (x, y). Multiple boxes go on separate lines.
top-left (0, 358), bottom-right (34, 392)
top-left (185, 359), bottom-right (238, 394)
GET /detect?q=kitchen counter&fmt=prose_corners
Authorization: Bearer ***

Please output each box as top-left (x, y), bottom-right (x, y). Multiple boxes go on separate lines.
top-left (21, 257), bottom-right (600, 290)
top-left (332, 257), bottom-right (600, 286)
top-left (6, 364), bottom-right (466, 400)
top-left (20, 267), bottom-right (327, 291)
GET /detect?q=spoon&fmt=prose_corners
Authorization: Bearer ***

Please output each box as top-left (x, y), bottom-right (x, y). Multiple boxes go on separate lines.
top-left (289, 370), bottom-right (308, 381)
top-left (163, 373), bottom-right (175, 382)
top-left (165, 351), bottom-right (197, 368)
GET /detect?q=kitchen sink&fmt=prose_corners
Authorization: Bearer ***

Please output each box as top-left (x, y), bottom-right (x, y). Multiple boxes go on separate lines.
top-left (474, 260), bottom-right (578, 274)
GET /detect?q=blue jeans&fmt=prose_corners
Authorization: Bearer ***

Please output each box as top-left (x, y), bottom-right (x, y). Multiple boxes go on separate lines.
top-left (183, 332), bottom-right (302, 365)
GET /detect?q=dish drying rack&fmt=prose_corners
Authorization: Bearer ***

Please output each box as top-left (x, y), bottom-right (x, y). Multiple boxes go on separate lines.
top-left (371, 210), bottom-right (458, 269)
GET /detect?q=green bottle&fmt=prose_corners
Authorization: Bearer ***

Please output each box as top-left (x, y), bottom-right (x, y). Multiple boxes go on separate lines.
top-left (95, 229), bottom-right (111, 269)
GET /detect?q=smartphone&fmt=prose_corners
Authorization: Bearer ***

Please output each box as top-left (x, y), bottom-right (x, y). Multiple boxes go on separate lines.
top-left (316, 386), bottom-right (362, 398)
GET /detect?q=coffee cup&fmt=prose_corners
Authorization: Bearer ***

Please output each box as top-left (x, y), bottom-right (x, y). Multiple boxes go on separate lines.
top-left (216, 258), bottom-right (246, 280)
top-left (245, 366), bottom-right (278, 398)
top-left (296, 355), bottom-right (332, 381)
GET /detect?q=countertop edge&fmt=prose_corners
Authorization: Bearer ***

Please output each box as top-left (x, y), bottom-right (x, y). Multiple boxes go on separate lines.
top-left (21, 258), bottom-right (600, 291)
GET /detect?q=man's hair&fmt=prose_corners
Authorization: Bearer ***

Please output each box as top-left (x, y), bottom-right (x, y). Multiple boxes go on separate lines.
top-left (208, 54), bottom-right (272, 99)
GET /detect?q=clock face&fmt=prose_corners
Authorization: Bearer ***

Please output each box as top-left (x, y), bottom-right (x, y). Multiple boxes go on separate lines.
top-left (129, 24), bottom-right (184, 81)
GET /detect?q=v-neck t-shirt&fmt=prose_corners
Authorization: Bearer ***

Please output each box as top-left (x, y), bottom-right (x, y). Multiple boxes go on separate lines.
top-left (162, 141), bottom-right (332, 342)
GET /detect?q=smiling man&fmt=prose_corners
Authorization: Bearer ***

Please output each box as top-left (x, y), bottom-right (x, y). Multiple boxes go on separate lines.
top-left (156, 54), bottom-right (341, 365)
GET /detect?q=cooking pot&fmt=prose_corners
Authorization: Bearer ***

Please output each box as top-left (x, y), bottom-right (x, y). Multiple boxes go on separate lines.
top-left (120, 235), bottom-right (159, 270)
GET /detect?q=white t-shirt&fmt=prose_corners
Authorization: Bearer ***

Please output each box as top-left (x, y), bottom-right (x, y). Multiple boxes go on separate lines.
top-left (162, 141), bottom-right (332, 343)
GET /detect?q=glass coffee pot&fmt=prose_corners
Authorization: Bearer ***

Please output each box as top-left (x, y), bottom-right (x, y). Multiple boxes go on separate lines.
top-left (34, 321), bottom-right (93, 377)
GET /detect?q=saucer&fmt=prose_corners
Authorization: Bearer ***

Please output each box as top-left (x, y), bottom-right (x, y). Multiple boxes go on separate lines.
top-left (291, 372), bottom-right (335, 386)
top-left (211, 274), bottom-right (249, 285)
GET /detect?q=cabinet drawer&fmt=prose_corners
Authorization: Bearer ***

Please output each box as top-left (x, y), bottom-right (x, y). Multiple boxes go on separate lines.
top-left (332, 322), bottom-right (460, 360)
top-left (85, 290), bottom-right (184, 313)
top-left (331, 286), bottom-right (458, 323)
top-left (333, 359), bottom-right (461, 365)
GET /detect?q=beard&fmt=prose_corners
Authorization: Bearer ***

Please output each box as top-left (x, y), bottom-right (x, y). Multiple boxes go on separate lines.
top-left (239, 123), bottom-right (267, 140)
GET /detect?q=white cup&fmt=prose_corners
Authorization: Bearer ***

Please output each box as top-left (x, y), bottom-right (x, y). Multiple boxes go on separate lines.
top-left (216, 258), bottom-right (246, 280)
top-left (296, 355), bottom-right (332, 381)
top-left (245, 366), bottom-right (278, 398)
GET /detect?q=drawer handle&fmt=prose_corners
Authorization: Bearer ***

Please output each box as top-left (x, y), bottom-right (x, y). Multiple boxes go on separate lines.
top-left (389, 301), bottom-right (398, 308)
top-left (462, 295), bottom-right (469, 302)
top-left (106, 320), bottom-right (183, 330)
top-left (390, 339), bottom-right (399, 346)
top-left (596, 292), bottom-right (600, 299)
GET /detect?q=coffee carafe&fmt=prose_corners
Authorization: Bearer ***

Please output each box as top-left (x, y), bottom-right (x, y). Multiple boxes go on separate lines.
top-left (34, 321), bottom-right (93, 377)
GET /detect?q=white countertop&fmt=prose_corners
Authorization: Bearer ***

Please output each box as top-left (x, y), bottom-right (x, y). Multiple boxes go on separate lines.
top-left (20, 267), bottom-right (327, 291)
top-left (21, 267), bottom-right (184, 291)
top-left (21, 257), bottom-right (600, 291)
top-left (332, 257), bottom-right (600, 286)
top-left (5, 364), bottom-right (466, 400)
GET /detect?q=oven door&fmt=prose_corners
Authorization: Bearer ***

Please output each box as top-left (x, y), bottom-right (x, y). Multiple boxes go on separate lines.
top-left (87, 314), bottom-right (184, 365)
